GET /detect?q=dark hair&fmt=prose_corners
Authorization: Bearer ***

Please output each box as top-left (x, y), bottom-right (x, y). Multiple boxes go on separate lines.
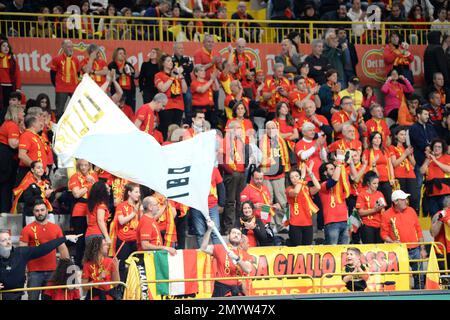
top-left (159, 54), bottom-right (171, 71)
top-left (231, 101), bottom-right (249, 119)
top-left (430, 138), bottom-right (448, 153)
top-left (319, 162), bottom-right (333, 182)
top-left (340, 95), bottom-right (352, 107)
top-left (362, 85), bottom-right (373, 98)
top-left (48, 258), bottom-right (76, 286)
top-left (288, 168), bottom-right (302, 186)
top-left (240, 200), bottom-right (255, 214)
top-left (30, 160), bottom-right (41, 170)
top-left (407, 4), bottom-right (423, 20)
top-left (428, 90), bottom-right (440, 101)
top-left (33, 198), bottom-right (47, 209)
top-left (293, 75), bottom-right (305, 84)
top-left (368, 131), bottom-right (386, 154)
top-left (362, 170), bottom-right (379, 187)
top-left (123, 182), bottom-right (140, 202)
top-left (192, 108), bottom-right (206, 119)
top-left (87, 181), bottom-right (110, 213)
top-left (8, 91), bottom-right (21, 101)
top-left (416, 106), bottom-right (428, 116)
top-left (36, 93), bottom-right (52, 110)
top-left (406, 93), bottom-right (422, 103)
top-left (391, 125), bottom-right (408, 146)
top-left (325, 69), bottom-right (338, 79)
top-left (83, 237), bottom-right (103, 265)
top-left (275, 101), bottom-right (294, 127)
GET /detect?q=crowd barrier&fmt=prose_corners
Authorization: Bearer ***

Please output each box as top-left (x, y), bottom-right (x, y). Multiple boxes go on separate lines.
top-left (0, 13), bottom-right (448, 45)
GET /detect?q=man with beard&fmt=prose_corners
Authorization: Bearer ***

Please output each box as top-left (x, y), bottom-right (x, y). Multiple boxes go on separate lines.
top-left (0, 225), bottom-right (81, 300)
top-left (201, 219), bottom-right (252, 297)
top-left (19, 199), bottom-right (70, 300)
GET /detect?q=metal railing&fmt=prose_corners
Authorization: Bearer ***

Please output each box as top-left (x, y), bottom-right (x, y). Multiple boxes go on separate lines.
top-left (319, 270), bottom-right (450, 293)
top-left (0, 12), bottom-right (448, 45)
top-left (0, 281), bottom-right (127, 300)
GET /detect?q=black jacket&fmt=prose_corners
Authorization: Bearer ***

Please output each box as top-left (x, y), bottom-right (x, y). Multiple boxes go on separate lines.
top-left (304, 54), bottom-right (332, 85)
top-left (172, 54), bottom-right (194, 86)
top-left (138, 61), bottom-right (160, 99)
top-left (424, 31), bottom-right (450, 87)
top-left (22, 182), bottom-right (54, 217)
top-left (409, 121), bottom-right (439, 166)
top-left (236, 216), bottom-right (271, 246)
top-left (0, 236), bottom-right (66, 290)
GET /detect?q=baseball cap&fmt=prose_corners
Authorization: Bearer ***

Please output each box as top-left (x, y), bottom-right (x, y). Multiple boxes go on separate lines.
top-left (391, 190), bottom-right (410, 202)
top-left (349, 77), bottom-right (360, 85)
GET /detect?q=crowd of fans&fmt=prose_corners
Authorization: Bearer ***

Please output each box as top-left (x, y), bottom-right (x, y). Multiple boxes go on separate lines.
top-left (2, 0), bottom-right (450, 300)
top-left (1, 0), bottom-right (450, 43)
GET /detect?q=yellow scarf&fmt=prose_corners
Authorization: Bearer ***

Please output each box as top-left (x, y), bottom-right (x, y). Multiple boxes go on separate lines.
top-left (260, 134), bottom-right (290, 173)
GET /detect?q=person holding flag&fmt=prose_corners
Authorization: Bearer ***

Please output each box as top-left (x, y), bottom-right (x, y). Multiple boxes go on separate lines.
top-left (201, 218), bottom-right (252, 297)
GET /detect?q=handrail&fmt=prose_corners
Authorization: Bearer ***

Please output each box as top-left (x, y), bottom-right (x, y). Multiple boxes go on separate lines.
top-left (0, 281), bottom-right (127, 300)
top-left (0, 12), bottom-right (447, 26)
top-left (404, 242), bottom-right (448, 271)
top-left (319, 270), bottom-right (450, 293)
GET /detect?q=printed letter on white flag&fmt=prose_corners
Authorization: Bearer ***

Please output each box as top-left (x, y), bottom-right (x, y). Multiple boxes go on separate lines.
top-left (54, 75), bottom-right (215, 214)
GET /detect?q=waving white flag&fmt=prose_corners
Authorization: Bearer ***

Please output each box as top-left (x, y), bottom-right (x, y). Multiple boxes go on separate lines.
top-left (54, 75), bottom-right (215, 214)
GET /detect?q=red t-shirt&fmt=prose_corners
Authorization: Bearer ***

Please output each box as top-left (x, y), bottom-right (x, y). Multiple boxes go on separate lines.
top-left (230, 52), bottom-right (255, 88)
top-left (212, 244), bottom-right (251, 286)
top-left (331, 111), bottom-right (360, 140)
top-left (20, 222), bottom-right (63, 272)
top-left (240, 183), bottom-right (273, 224)
top-left (362, 149), bottom-right (391, 182)
top-left (346, 163), bottom-right (366, 197)
top-left (380, 206), bottom-right (422, 248)
top-left (208, 167), bottom-right (223, 208)
top-left (50, 53), bottom-right (80, 93)
top-left (365, 118), bottom-right (391, 143)
top-left (120, 104), bottom-right (135, 122)
top-left (288, 90), bottom-right (313, 120)
top-left (115, 201), bottom-right (139, 242)
top-left (319, 181), bottom-right (349, 225)
top-left (85, 203), bottom-right (109, 238)
top-left (262, 77), bottom-right (290, 113)
top-left (294, 138), bottom-right (324, 179)
top-left (191, 79), bottom-right (214, 107)
top-left (193, 47), bottom-right (220, 80)
top-left (135, 103), bottom-right (155, 134)
top-left (426, 154), bottom-right (450, 196)
top-left (80, 57), bottom-right (107, 86)
top-left (136, 214), bottom-right (163, 251)
top-left (82, 257), bottom-right (115, 298)
top-left (388, 145), bottom-right (415, 179)
top-left (355, 189), bottom-right (385, 228)
top-left (296, 114), bottom-right (330, 134)
top-left (274, 118), bottom-right (295, 137)
top-left (43, 281), bottom-right (81, 300)
top-left (68, 172), bottom-right (98, 217)
top-left (0, 120), bottom-right (20, 145)
top-left (285, 185), bottom-right (315, 226)
top-left (18, 129), bottom-right (48, 168)
top-left (328, 138), bottom-right (363, 154)
top-left (154, 72), bottom-right (184, 111)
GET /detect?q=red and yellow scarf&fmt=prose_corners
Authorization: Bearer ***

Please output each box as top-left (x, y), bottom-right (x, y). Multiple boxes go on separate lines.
top-left (260, 134), bottom-right (290, 173)
top-left (11, 172), bottom-right (52, 214)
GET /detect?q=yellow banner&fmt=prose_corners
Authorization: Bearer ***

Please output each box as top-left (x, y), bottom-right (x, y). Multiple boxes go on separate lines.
top-left (124, 244), bottom-right (411, 300)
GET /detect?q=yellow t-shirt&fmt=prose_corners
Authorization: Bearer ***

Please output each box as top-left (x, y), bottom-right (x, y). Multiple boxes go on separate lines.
top-left (338, 89), bottom-right (363, 111)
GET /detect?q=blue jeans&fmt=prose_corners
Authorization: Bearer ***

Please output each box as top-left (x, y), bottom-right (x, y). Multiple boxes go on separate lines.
top-left (28, 271), bottom-right (53, 300)
top-left (183, 87), bottom-right (193, 125)
top-left (324, 222), bottom-right (350, 245)
top-left (408, 247), bottom-right (425, 289)
top-left (190, 205), bottom-right (221, 248)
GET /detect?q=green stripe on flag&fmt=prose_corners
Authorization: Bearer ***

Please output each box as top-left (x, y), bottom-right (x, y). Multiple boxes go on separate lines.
top-left (154, 250), bottom-right (169, 296)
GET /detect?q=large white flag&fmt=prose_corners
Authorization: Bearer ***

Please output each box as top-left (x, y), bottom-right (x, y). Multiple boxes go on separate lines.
top-left (53, 75), bottom-right (216, 214)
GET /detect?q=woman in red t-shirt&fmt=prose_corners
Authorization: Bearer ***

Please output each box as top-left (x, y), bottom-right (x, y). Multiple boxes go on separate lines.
top-left (363, 131), bottom-right (395, 208)
top-left (389, 126), bottom-right (418, 211)
top-left (111, 182), bottom-right (141, 282)
top-left (82, 237), bottom-right (120, 300)
top-left (191, 64), bottom-right (218, 127)
top-left (0, 40), bottom-right (21, 110)
top-left (86, 181), bottom-right (111, 244)
top-left (356, 171), bottom-right (386, 244)
top-left (236, 201), bottom-right (271, 247)
top-left (274, 101), bottom-right (299, 165)
top-left (421, 138), bottom-right (450, 216)
top-left (225, 101), bottom-right (253, 138)
top-left (0, 104), bottom-right (23, 213)
top-left (43, 258), bottom-right (81, 300)
top-left (155, 54), bottom-right (187, 139)
top-left (285, 166), bottom-right (320, 246)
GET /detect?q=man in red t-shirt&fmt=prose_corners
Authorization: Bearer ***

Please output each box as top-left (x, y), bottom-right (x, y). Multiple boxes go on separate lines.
top-left (380, 190), bottom-right (426, 289)
top-left (289, 76), bottom-right (321, 121)
top-left (50, 40), bottom-right (81, 120)
top-left (295, 122), bottom-right (327, 179)
top-left (19, 200), bottom-right (70, 300)
top-left (136, 196), bottom-right (176, 255)
top-left (328, 123), bottom-right (363, 155)
top-left (229, 38), bottom-right (256, 98)
top-left (364, 103), bottom-right (391, 147)
top-left (201, 218), bottom-right (252, 297)
top-left (16, 114), bottom-right (47, 185)
top-left (331, 96), bottom-right (366, 141)
top-left (80, 44), bottom-right (108, 87)
top-left (262, 63), bottom-right (290, 117)
top-left (134, 93), bottom-right (168, 135)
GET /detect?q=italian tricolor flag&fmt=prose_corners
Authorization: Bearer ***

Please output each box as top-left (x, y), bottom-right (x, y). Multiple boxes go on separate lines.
top-left (153, 249), bottom-right (198, 296)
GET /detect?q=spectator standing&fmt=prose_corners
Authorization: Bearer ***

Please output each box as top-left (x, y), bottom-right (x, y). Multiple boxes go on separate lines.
top-left (0, 40), bottom-right (21, 119)
top-left (383, 31), bottom-right (414, 85)
top-left (304, 39), bottom-right (331, 85)
top-left (424, 31), bottom-right (450, 87)
top-left (236, 201), bottom-right (272, 247)
top-left (81, 44), bottom-right (108, 87)
top-left (381, 70), bottom-right (414, 122)
top-left (139, 48), bottom-right (162, 104)
top-left (275, 39), bottom-right (301, 81)
top-left (19, 200), bottom-right (69, 300)
top-left (172, 42), bottom-right (194, 124)
top-left (85, 181), bottom-right (111, 244)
